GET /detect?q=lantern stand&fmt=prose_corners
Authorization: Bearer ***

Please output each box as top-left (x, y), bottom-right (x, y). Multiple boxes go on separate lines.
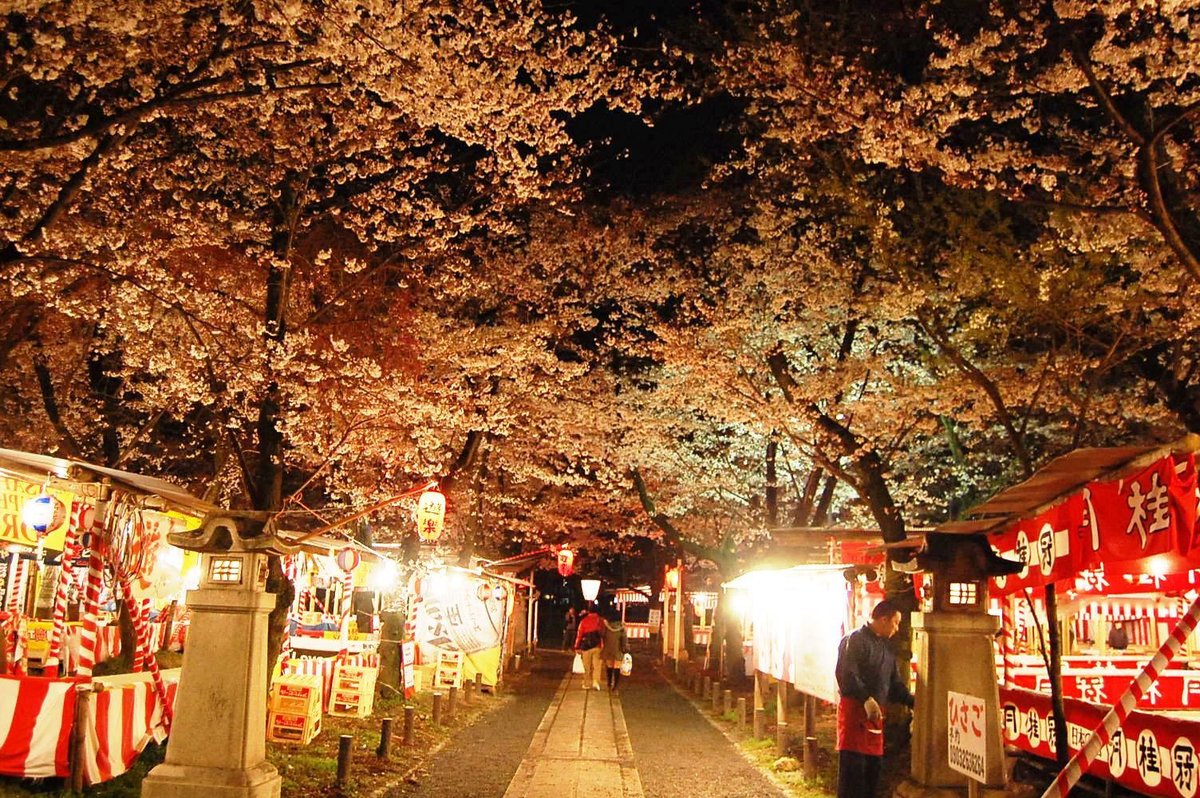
top-left (142, 514), bottom-right (297, 798)
top-left (899, 533), bottom-right (1023, 795)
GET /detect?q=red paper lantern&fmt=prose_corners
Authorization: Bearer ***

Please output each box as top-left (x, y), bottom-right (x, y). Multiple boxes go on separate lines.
top-left (336, 547), bottom-right (361, 573)
top-left (556, 547), bottom-right (575, 577)
top-left (416, 488), bottom-right (446, 542)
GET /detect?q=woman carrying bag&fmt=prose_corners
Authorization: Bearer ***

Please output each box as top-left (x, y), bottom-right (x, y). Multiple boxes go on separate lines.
top-left (575, 606), bottom-right (604, 690)
top-left (601, 607), bottom-right (628, 693)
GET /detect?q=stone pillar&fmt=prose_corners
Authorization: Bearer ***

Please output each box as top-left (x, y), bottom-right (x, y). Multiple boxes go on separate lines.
top-left (142, 551), bottom-right (280, 798)
top-left (910, 610), bottom-right (1005, 788)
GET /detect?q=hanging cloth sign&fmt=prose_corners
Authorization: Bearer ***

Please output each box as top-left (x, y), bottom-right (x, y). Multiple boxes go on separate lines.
top-left (991, 454), bottom-right (1200, 596)
top-left (1076, 454), bottom-right (1198, 568)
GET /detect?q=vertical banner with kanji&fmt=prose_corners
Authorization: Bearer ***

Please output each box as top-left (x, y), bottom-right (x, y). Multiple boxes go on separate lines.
top-left (400, 641), bottom-right (415, 698)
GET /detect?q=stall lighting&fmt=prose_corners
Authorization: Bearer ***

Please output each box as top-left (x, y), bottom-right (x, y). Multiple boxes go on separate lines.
top-left (336, 547), bottom-right (361, 573)
top-left (416, 487), bottom-right (446, 542)
top-left (557, 547), bottom-right (575, 577)
top-left (665, 567), bottom-right (680, 590)
top-left (22, 493), bottom-right (65, 534)
top-left (368, 559), bottom-right (400, 592)
top-left (1150, 556), bottom-right (1172, 579)
top-left (581, 578), bottom-right (601, 602)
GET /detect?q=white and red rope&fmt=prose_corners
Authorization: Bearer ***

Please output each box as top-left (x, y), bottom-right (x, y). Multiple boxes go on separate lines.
top-left (75, 539), bottom-right (105, 678)
top-left (999, 599), bottom-right (1016, 686)
top-left (1039, 591), bottom-right (1200, 798)
top-left (44, 501), bottom-right (89, 671)
top-left (338, 570), bottom-right (353, 659)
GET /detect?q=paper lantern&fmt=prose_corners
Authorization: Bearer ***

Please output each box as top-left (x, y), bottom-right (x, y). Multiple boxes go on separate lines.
top-left (336, 547), bottom-right (361, 573)
top-left (581, 579), bottom-right (601, 602)
top-left (416, 488), bottom-right (446, 542)
top-left (556, 547), bottom-right (575, 577)
top-left (23, 493), bottom-right (66, 535)
top-left (664, 567), bottom-right (680, 590)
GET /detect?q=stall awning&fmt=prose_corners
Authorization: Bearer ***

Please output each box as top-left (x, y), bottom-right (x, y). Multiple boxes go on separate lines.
top-left (0, 447), bottom-right (216, 517)
top-left (937, 435), bottom-right (1200, 536)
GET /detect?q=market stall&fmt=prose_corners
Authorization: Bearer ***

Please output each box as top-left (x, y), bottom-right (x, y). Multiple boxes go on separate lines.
top-left (0, 447), bottom-right (208, 786)
top-left (948, 436), bottom-right (1200, 797)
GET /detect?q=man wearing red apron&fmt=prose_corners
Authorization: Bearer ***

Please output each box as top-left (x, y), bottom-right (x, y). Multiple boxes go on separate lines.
top-left (835, 599), bottom-right (913, 797)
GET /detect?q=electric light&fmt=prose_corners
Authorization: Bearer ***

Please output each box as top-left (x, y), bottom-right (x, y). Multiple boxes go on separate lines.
top-left (368, 559), bottom-right (400, 592)
top-left (665, 567), bottom-right (680, 590)
top-left (416, 487), bottom-right (446, 542)
top-left (23, 493), bottom-right (65, 535)
top-left (581, 578), bottom-right (601, 602)
top-left (557, 546), bottom-right (575, 577)
top-left (336, 547), bottom-right (361, 573)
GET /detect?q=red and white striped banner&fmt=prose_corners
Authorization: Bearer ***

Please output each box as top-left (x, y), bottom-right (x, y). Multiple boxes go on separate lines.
top-left (0, 674), bottom-right (79, 778)
top-left (81, 670), bottom-right (180, 785)
top-left (76, 545), bottom-right (105, 678)
top-left (1039, 591), bottom-right (1200, 798)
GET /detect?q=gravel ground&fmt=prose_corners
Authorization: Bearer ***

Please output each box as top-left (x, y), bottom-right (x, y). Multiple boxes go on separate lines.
top-left (384, 649), bottom-right (790, 798)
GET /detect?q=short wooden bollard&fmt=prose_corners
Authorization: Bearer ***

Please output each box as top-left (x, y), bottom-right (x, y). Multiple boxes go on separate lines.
top-left (447, 685), bottom-right (458, 720)
top-left (712, 680), bottom-right (722, 713)
top-left (403, 705), bottom-right (415, 746)
top-left (463, 680), bottom-right (473, 705)
top-left (724, 689), bottom-right (733, 716)
top-left (753, 706), bottom-right (766, 739)
top-left (475, 671), bottom-right (484, 692)
top-left (737, 697), bottom-right (747, 729)
top-left (336, 735), bottom-right (352, 787)
top-left (432, 692), bottom-right (444, 726)
top-left (376, 717), bottom-right (393, 759)
top-left (703, 675), bottom-right (711, 699)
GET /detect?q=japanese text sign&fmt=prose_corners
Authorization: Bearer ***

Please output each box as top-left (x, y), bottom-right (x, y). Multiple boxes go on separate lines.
top-left (948, 691), bottom-right (988, 782)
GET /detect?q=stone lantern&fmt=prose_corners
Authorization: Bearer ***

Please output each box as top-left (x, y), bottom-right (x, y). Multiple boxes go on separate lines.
top-left (142, 513), bottom-right (297, 798)
top-left (899, 533), bottom-right (1023, 796)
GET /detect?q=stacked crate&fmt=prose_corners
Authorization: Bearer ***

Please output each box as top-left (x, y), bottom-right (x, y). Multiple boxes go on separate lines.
top-left (327, 661), bottom-right (378, 718)
top-left (268, 672), bottom-right (322, 744)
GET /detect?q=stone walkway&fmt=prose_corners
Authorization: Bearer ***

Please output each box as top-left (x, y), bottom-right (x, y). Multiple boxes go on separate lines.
top-left (502, 674), bottom-right (643, 798)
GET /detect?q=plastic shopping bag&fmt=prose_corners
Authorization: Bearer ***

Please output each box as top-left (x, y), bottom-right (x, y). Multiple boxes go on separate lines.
top-left (620, 653), bottom-right (633, 676)
top-left (572, 653), bottom-right (585, 674)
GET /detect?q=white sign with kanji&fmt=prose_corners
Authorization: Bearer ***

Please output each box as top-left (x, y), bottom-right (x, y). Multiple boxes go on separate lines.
top-left (948, 691), bottom-right (988, 782)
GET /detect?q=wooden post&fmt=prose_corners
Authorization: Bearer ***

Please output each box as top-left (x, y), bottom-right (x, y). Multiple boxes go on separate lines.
top-left (753, 671), bottom-right (766, 739)
top-left (336, 735), bottom-right (352, 787)
top-left (70, 684), bottom-right (91, 792)
top-left (712, 680), bottom-right (722, 713)
top-left (693, 674), bottom-right (702, 696)
top-left (776, 680), bottom-right (790, 753)
top-left (802, 693), bottom-right (817, 777)
top-left (376, 717), bottom-right (393, 759)
top-left (724, 688), bottom-right (733, 716)
top-left (432, 692), bottom-right (444, 726)
top-left (403, 705), bottom-right (415, 746)
top-left (475, 671), bottom-right (483, 691)
top-left (447, 685), bottom-right (458, 720)
top-left (463, 680), bottom-right (472, 705)
top-left (703, 675), bottom-right (711, 699)
top-left (737, 696), bottom-right (747, 729)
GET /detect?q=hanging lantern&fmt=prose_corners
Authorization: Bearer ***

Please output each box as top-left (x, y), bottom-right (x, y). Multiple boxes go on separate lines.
top-left (556, 547), bottom-right (575, 577)
top-left (665, 566), bottom-right (680, 591)
top-left (22, 493), bottom-right (66, 535)
top-left (416, 487), bottom-right (446, 542)
top-left (336, 547), bottom-right (361, 573)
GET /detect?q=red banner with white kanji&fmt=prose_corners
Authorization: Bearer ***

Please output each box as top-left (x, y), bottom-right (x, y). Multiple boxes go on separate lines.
top-left (1002, 686), bottom-right (1200, 797)
top-left (991, 454), bottom-right (1200, 596)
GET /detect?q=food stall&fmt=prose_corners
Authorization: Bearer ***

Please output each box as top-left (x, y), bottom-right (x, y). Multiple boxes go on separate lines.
top-left (949, 435), bottom-right (1200, 797)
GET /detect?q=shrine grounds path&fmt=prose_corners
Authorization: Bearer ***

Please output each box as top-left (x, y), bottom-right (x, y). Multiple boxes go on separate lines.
top-left (382, 650), bottom-right (790, 798)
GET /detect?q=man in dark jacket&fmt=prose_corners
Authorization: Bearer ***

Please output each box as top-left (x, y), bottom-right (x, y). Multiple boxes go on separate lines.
top-left (835, 599), bottom-right (914, 798)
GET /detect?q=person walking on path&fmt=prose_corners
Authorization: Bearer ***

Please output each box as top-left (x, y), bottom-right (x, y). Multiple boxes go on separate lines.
top-left (834, 599), bottom-right (913, 798)
top-left (562, 606), bottom-right (578, 651)
top-left (601, 607), bottom-right (628, 693)
top-left (575, 605), bottom-right (604, 690)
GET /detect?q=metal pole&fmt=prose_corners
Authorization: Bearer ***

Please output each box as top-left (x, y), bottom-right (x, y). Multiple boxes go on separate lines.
top-left (532, 593), bottom-right (540, 650)
top-left (673, 558), bottom-right (683, 673)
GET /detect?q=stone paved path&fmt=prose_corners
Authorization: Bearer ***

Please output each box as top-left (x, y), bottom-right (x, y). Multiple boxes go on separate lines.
top-left (385, 650), bottom-right (788, 798)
